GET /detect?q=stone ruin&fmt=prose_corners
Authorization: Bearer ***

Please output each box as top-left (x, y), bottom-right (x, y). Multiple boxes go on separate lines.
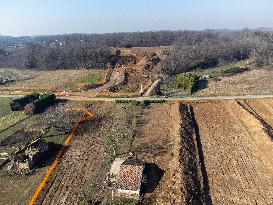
top-left (10, 138), bottom-right (49, 175)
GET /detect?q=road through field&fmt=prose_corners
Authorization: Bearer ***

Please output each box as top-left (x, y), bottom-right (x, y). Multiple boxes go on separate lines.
top-left (192, 100), bottom-right (273, 204)
top-left (2, 93), bottom-right (273, 102)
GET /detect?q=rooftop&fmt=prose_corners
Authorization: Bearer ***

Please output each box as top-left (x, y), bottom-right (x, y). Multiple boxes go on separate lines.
top-left (116, 159), bottom-right (145, 191)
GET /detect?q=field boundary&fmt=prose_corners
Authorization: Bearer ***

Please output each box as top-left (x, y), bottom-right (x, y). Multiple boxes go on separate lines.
top-left (28, 108), bottom-right (94, 205)
top-left (237, 100), bottom-right (273, 140)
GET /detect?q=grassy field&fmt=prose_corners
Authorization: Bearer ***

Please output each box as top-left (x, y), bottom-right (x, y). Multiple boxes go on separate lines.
top-left (78, 72), bottom-right (102, 84)
top-left (194, 60), bottom-right (251, 77)
top-left (0, 98), bottom-right (12, 117)
top-left (0, 68), bottom-right (105, 92)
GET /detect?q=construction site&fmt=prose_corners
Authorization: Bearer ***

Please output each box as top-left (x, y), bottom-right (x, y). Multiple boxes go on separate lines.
top-left (0, 47), bottom-right (165, 98)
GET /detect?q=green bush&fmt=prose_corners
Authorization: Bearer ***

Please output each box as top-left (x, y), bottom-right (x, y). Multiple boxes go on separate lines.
top-left (148, 99), bottom-right (167, 103)
top-left (25, 93), bottom-right (56, 114)
top-left (115, 99), bottom-right (132, 103)
top-left (10, 93), bottom-right (39, 111)
top-left (141, 100), bottom-right (151, 106)
top-left (176, 73), bottom-right (199, 94)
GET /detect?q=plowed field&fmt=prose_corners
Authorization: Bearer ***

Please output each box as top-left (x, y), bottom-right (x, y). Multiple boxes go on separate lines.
top-left (191, 100), bottom-right (273, 204)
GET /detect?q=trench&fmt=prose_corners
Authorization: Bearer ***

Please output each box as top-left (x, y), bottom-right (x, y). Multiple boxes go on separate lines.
top-left (179, 104), bottom-right (212, 205)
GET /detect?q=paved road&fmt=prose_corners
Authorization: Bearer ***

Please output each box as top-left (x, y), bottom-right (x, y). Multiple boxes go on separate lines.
top-left (1, 93), bottom-right (273, 102)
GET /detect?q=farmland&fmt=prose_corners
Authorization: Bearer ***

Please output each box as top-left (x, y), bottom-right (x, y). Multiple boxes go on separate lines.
top-left (1, 6), bottom-right (273, 205)
top-left (189, 100), bottom-right (273, 204)
top-left (1, 97), bottom-right (273, 204)
top-left (0, 97), bottom-right (12, 117)
top-left (2, 46), bottom-right (273, 98)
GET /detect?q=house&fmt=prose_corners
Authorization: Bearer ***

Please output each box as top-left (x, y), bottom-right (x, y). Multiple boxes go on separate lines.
top-left (107, 158), bottom-right (146, 199)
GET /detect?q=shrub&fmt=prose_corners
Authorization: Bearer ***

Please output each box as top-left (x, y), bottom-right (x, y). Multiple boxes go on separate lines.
top-left (223, 66), bottom-right (249, 76)
top-left (10, 93), bottom-right (39, 111)
top-left (140, 100), bottom-right (151, 106)
top-left (115, 99), bottom-right (132, 103)
top-left (25, 94), bottom-right (56, 115)
top-left (176, 73), bottom-right (199, 94)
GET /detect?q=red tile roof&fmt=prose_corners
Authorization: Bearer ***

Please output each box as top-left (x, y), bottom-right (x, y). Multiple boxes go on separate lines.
top-left (116, 159), bottom-right (145, 191)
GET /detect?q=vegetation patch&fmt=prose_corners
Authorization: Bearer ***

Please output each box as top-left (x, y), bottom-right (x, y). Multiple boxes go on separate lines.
top-left (194, 60), bottom-right (251, 77)
top-left (25, 93), bottom-right (56, 115)
top-left (0, 112), bottom-right (28, 135)
top-left (223, 66), bottom-right (250, 76)
top-left (176, 73), bottom-right (199, 94)
top-left (0, 98), bottom-right (12, 117)
top-left (79, 72), bottom-right (102, 84)
top-left (10, 93), bottom-right (39, 111)
top-left (112, 198), bottom-right (136, 205)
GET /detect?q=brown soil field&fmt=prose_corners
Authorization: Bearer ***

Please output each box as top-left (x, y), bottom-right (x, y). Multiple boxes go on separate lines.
top-left (244, 98), bottom-right (273, 129)
top-left (196, 69), bottom-right (273, 96)
top-left (191, 100), bottom-right (273, 204)
top-left (131, 103), bottom-right (183, 204)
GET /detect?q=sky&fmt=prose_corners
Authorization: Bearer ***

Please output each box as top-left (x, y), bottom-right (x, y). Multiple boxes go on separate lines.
top-left (0, 0), bottom-right (273, 36)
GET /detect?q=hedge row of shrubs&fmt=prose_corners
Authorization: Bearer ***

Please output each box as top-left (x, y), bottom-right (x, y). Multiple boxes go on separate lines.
top-left (10, 93), bottom-right (39, 111)
top-left (25, 94), bottom-right (56, 115)
top-left (10, 93), bottom-right (56, 114)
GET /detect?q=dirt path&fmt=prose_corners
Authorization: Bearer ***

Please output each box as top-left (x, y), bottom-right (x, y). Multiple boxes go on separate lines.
top-left (132, 103), bottom-right (184, 204)
top-left (191, 100), bottom-right (273, 204)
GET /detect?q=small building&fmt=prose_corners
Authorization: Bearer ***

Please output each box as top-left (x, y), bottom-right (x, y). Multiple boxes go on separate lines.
top-left (25, 138), bottom-right (49, 167)
top-left (107, 158), bottom-right (145, 199)
top-left (10, 139), bottom-right (49, 175)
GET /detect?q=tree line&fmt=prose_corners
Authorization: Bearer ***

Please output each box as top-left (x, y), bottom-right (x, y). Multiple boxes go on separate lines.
top-left (0, 30), bottom-right (272, 71)
top-left (161, 30), bottom-right (273, 75)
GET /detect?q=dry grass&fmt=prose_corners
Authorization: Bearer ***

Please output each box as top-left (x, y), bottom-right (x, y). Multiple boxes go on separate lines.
top-left (195, 68), bottom-right (273, 96)
top-left (0, 69), bottom-right (104, 92)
